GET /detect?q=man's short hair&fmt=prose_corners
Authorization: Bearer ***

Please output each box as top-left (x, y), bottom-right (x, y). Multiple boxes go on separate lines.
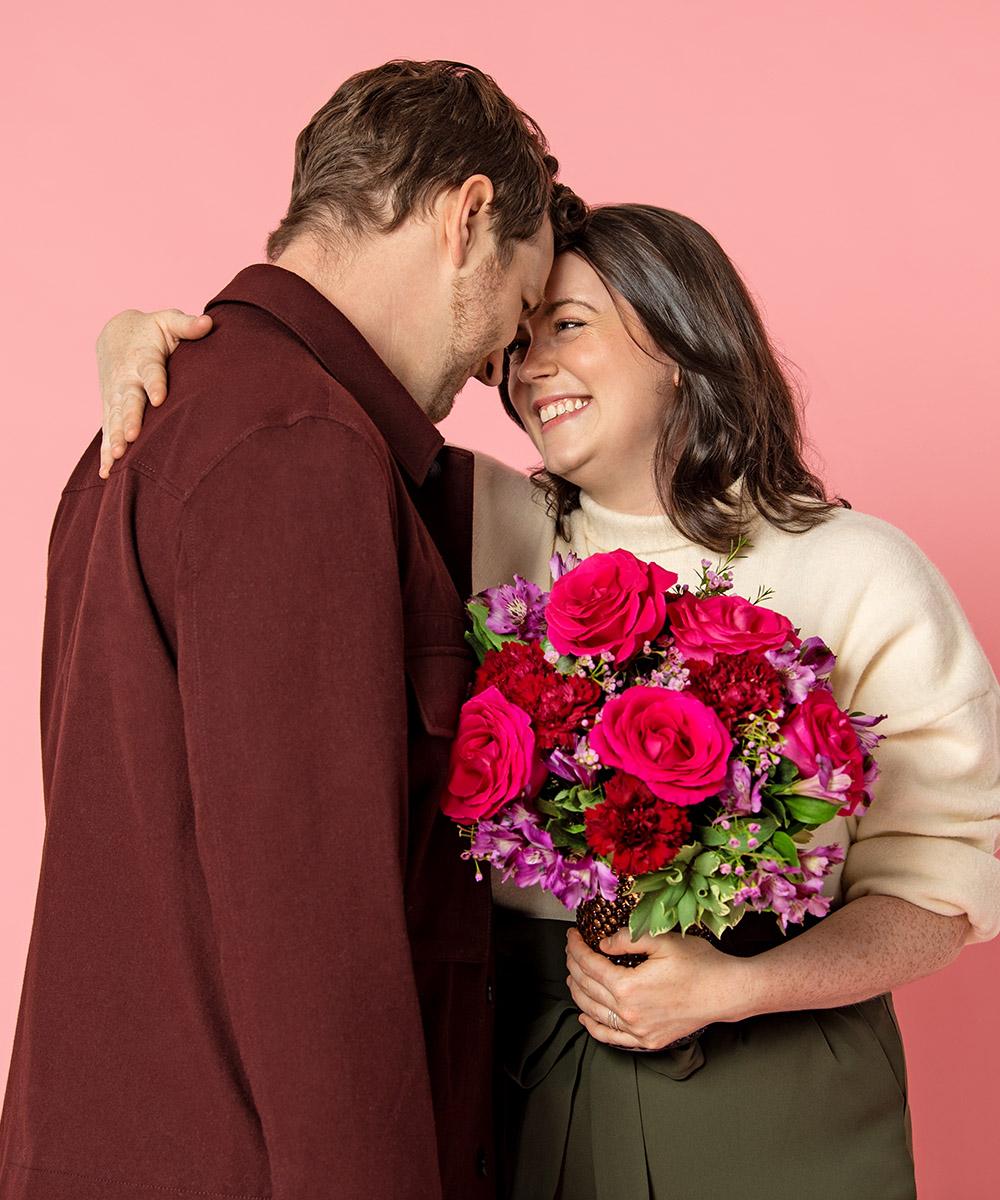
top-left (267, 60), bottom-right (565, 262)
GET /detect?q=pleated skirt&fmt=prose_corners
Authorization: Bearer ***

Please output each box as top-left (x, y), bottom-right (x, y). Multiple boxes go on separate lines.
top-left (495, 910), bottom-right (915, 1200)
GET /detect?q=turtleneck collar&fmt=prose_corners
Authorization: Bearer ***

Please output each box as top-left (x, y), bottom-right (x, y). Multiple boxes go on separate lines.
top-left (568, 482), bottom-right (760, 558)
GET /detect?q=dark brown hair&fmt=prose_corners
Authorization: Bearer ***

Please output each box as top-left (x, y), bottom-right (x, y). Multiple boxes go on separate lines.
top-left (267, 60), bottom-right (559, 261)
top-left (501, 204), bottom-right (847, 552)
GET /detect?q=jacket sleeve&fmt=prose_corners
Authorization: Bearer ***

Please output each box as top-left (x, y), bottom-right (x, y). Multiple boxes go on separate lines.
top-left (176, 417), bottom-right (441, 1199)
top-left (838, 527), bottom-right (1000, 944)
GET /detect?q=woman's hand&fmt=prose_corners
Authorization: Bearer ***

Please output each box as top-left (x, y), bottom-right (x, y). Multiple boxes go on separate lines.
top-left (568, 895), bottom-right (969, 1051)
top-left (97, 308), bottom-right (213, 478)
top-left (565, 926), bottom-right (749, 1050)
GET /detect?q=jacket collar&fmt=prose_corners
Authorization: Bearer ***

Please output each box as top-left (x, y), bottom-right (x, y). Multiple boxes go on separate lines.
top-left (207, 264), bottom-right (444, 485)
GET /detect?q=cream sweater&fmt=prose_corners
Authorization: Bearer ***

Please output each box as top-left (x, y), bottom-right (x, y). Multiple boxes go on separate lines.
top-left (472, 454), bottom-right (1000, 943)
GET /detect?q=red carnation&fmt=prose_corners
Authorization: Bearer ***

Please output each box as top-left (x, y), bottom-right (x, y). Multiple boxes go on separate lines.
top-left (584, 772), bottom-right (692, 876)
top-left (685, 652), bottom-right (785, 731)
top-left (474, 641), bottom-right (601, 751)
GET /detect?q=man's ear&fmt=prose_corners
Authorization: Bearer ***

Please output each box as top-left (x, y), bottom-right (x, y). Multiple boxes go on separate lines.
top-left (442, 175), bottom-right (496, 270)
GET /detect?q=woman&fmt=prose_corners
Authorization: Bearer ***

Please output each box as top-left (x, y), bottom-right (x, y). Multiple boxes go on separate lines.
top-left (94, 205), bottom-right (1000, 1200)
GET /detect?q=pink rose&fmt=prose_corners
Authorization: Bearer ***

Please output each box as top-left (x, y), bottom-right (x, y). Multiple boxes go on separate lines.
top-left (668, 593), bottom-right (799, 664)
top-left (589, 686), bottom-right (733, 806)
top-left (546, 549), bottom-right (678, 665)
top-left (442, 687), bottom-right (544, 822)
top-left (780, 689), bottom-right (866, 816)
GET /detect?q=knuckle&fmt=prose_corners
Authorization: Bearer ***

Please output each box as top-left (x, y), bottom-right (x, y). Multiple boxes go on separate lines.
top-left (96, 309), bottom-right (140, 350)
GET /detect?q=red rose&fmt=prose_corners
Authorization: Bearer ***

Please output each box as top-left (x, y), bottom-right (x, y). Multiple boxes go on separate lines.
top-left (668, 593), bottom-right (799, 664)
top-left (441, 686), bottom-right (544, 821)
top-left (780, 689), bottom-right (867, 816)
top-left (585, 772), bottom-right (692, 875)
top-left (546, 549), bottom-right (678, 665)
top-left (473, 641), bottom-right (601, 751)
top-left (685, 652), bottom-right (786, 730)
top-left (589, 686), bottom-right (733, 805)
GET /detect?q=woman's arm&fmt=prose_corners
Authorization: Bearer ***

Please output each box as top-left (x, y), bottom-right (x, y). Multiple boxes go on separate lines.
top-left (96, 308), bottom-right (212, 477)
top-left (566, 896), bottom-right (969, 1050)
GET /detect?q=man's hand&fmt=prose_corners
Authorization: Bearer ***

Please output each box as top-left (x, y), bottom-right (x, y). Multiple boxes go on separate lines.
top-left (565, 926), bottom-right (748, 1051)
top-left (97, 308), bottom-right (212, 478)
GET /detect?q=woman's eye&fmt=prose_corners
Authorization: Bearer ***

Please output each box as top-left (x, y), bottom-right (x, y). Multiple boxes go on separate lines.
top-left (555, 320), bottom-right (584, 333)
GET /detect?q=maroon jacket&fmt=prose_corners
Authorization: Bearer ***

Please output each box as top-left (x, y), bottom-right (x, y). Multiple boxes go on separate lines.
top-left (0, 266), bottom-right (494, 1200)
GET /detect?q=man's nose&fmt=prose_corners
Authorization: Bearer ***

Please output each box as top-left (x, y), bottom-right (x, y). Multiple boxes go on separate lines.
top-left (474, 348), bottom-right (506, 388)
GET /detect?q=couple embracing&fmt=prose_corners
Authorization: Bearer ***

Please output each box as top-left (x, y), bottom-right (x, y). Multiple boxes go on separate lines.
top-left (2, 59), bottom-right (999, 1200)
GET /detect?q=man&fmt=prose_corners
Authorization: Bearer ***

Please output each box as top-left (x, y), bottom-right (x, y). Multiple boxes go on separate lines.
top-left (0, 60), bottom-right (572, 1200)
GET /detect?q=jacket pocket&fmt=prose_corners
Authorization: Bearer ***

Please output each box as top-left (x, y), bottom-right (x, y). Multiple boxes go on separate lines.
top-left (404, 611), bottom-right (472, 739)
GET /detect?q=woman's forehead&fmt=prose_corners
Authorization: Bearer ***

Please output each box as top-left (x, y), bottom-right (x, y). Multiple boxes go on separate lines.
top-left (543, 251), bottom-right (608, 303)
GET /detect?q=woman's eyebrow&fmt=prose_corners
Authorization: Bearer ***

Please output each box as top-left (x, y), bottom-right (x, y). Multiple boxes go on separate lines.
top-left (542, 297), bottom-right (599, 316)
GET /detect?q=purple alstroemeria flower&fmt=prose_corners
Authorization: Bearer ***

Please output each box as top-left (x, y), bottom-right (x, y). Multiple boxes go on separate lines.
top-left (461, 802), bottom-right (618, 908)
top-left (789, 753), bottom-right (857, 808)
top-left (543, 854), bottom-right (619, 908)
top-left (851, 711), bottom-right (887, 755)
top-left (549, 550), bottom-right (581, 582)
top-left (799, 636), bottom-right (837, 678)
top-left (733, 843), bottom-right (845, 931)
top-left (721, 759), bottom-right (764, 816)
top-left (766, 636), bottom-right (837, 705)
top-left (482, 575), bottom-right (547, 639)
top-left (546, 746), bottom-right (598, 790)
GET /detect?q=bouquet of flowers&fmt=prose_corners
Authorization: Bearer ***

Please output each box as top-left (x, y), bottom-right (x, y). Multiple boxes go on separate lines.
top-left (441, 544), bottom-right (885, 949)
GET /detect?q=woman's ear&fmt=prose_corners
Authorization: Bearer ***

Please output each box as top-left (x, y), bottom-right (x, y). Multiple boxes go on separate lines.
top-left (441, 174), bottom-right (496, 270)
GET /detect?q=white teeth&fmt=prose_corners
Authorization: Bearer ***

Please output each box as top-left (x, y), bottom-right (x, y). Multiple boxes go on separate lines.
top-left (539, 398), bottom-right (590, 426)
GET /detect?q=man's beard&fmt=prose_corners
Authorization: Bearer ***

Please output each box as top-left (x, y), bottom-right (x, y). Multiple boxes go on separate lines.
top-left (424, 254), bottom-right (507, 424)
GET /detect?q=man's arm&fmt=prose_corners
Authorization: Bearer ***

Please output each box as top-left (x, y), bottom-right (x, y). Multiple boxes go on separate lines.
top-left (177, 416), bottom-right (440, 1199)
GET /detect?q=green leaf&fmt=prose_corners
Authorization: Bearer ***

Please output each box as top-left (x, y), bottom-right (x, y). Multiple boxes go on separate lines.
top-left (768, 796), bottom-right (789, 825)
top-left (700, 910), bottom-right (728, 938)
top-left (632, 869), bottom-right (678, 893)
top-left (465, 602), bottom-right (513, 659)
top-left (773, 758), bottom-right (798, 785)
top-left (671, 842), bottom-right (703, 866)
top-left (649, 904), bottom-right (679, 938)
top-left (698, 819), bottom-right (776, 854)
top-left (769, 830), bottom-right (800, 866)
top-left (676, 888), bottom-right (698, 932)
top-left (629, 891), bottom-right (660, 939)
top-left (660, 881), bottom-right (689, 909)
top-left (784, 794), bottom-right (841, 826)
top-left (692, 850), bottom-right (721, 876)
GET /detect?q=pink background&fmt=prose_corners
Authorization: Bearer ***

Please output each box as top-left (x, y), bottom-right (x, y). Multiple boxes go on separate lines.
top-left (3, 2), bottom-right (998, 1194)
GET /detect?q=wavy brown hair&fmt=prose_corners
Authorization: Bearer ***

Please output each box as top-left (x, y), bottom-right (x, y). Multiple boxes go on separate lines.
top-left (501, 204), bottom-right (847, 552)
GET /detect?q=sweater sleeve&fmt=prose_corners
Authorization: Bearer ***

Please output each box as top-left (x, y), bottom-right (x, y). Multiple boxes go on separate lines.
top-left (176, 418), bottom-right (442, 1199)
top-left (837, 522), bottom-right (1000, 943)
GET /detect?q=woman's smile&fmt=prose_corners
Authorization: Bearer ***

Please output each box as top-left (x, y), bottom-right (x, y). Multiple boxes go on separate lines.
top-left (536, 394), bottom-right (592, 431)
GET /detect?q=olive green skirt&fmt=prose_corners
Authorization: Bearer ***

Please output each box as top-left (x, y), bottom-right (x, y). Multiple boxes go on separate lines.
top-left (495, 910), bottom-right (915, 1200)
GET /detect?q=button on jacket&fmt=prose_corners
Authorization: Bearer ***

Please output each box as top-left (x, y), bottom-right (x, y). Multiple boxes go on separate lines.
top-left (0, 265), bottom-right (492, 1200)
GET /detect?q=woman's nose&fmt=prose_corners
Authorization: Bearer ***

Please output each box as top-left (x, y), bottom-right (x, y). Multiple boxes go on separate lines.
top-left (517, 343), bottom-right (556, 384)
